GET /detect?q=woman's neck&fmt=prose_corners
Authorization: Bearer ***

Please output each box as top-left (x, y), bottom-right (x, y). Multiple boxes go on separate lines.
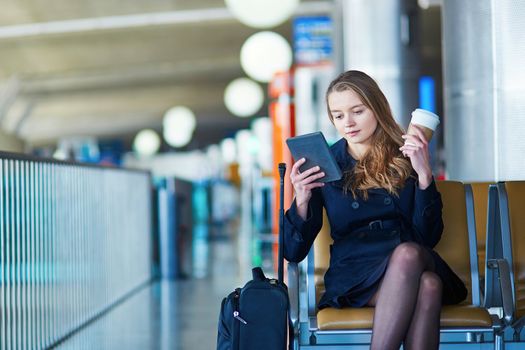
top-left (347, 142), bottom-right (370, 160)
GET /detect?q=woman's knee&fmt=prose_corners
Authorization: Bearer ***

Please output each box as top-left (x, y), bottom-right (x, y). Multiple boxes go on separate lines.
top-left (389, 243), bottom-right (426, 272)
top-left (418, 272), bottom-right (443, 309)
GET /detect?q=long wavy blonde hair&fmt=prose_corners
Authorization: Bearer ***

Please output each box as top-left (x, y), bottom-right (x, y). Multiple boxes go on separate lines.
top-left (326, 70), bottom-right (413, 199)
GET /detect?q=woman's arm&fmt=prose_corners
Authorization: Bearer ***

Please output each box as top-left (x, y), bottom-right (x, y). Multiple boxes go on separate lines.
top-left (283, 187), bottom-right (324, 262)
top-left (284, 158), bottom-right (325, 262)
top-left (400, 125), bottom-right (443, 247)
top-left (411, 178), bottom-right (444, 248)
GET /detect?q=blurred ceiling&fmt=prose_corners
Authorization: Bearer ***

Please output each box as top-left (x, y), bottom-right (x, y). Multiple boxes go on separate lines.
top-left (0, 0), bottom-right (332, 148)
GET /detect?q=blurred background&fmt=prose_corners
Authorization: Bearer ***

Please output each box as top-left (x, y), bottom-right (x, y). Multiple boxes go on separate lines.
top-left (1, 0), bottom-right (525, 349)
top-left (1, 0), bottom-right (323, 167)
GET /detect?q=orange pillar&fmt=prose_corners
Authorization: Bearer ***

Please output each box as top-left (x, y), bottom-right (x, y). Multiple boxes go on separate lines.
top-left (269, 70), bottom-right (295, 271)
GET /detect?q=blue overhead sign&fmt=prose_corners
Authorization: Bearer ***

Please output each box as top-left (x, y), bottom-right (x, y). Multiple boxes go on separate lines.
top-left (293, 16), bottom-right (332, 65)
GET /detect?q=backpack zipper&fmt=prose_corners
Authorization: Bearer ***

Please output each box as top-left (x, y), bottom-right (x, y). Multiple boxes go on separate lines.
top-left (233, 289), bottom-right (248, 324)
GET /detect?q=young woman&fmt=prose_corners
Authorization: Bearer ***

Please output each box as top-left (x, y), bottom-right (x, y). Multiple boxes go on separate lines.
top-left (283, 70), bottom-right (467, 350)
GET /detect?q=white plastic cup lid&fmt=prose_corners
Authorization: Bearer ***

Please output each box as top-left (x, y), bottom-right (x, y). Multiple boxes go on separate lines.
top-left (410, 108), bottom-right (440, 131)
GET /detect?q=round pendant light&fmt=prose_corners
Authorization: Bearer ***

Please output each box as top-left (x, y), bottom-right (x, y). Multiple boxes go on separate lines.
top-left (134, 129), bottom-right (161, 157)
top-left (225, 0), bottom-right (300, 28)
top-left (224, 77), bottom-right (264, 117)
top-left (240, 31), bottom-right (292, 82)
top-left (163, 106), bottom-right (197, 147)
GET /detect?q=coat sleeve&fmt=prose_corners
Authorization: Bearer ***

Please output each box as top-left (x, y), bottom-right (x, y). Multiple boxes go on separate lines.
top-left (283, 188), bottom-right (324, 263)
top-left (411, 178), bottom-right (444, 248)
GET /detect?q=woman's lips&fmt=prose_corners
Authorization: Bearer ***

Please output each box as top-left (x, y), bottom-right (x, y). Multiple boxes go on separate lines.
top-left (346, 130), bottom-right (360, 137)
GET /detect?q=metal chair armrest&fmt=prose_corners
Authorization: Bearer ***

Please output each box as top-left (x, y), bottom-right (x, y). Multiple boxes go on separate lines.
top-left (306, 249), bottom-right (317, 319)
top-left (487, 258), bottom-right (515, 325)
top-left (464, 184), bottom-right (482, 306)
top-left (288, 262), bottom-right (300, 329)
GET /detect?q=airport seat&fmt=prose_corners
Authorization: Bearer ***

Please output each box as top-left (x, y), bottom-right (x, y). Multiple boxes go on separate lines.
top-left (288, 181), bottom-right (504, 349)
top-left (467, 183), bottom-right (494, 284)
top-left (486, 182), bottom-right (525, 340)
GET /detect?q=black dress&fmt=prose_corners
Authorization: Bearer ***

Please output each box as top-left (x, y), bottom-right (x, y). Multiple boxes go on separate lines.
top-left (283, 138), bottom-right (467, 308)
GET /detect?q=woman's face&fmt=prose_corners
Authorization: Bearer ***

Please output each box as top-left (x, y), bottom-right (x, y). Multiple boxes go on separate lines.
top-left (328, 89), bottom-right (378, 149)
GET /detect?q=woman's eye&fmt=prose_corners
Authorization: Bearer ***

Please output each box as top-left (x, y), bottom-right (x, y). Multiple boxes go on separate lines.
top-left (354, 110), bottom-right (363, 115)
top-left (334, 114), bottom-right (343, 120)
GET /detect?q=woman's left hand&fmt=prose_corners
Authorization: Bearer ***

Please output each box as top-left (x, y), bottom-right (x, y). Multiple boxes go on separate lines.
top-left (399, 124), bottom-right (433, 189)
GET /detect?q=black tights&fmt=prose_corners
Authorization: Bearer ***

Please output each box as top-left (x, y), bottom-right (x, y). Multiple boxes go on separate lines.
top-left (367, 242), bottom-right (443, 350)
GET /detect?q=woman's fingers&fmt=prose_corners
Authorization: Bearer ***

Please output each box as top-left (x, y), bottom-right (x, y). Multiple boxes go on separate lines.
top-left (402, 135), bottom-right (424, 148)
top-left (400, 143), bottom-right (419, 151)
top-left (295, 171), bottom-right (325, 187)
top-left (296, 166), bottom-right (322, 181)
top-left (291, 164), bottom-right (324, 187)
top-left (402, 130), bottom-right (427, 148)
top-left (400, 144), bottom-right (421, 157)
top-left (301, 171), bottom-right (325, 184)
top-left (291, 158), bottom-right (322, 180)
top-left (290, 158), bottom-right (326, 194)
top-left (304, 182), bottom-right (325, 191)
top-left (410, 124), bottom-right (429, 144)
top-left (400, 148), bottom-right (415, 158)
top-left (290, 158), bottom-right (306, 185)
top-left (291, 158), bottom-right (306, 175)
top-left (293, 170), bottom-right (325, 189)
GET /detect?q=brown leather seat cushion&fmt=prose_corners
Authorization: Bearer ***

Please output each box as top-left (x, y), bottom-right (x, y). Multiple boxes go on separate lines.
top-left (317, 304), bottom-right (493, 330)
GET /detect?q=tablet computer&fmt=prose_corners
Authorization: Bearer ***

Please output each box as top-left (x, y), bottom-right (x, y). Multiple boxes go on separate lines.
top-left (286, 132), bottom-right (343, 183)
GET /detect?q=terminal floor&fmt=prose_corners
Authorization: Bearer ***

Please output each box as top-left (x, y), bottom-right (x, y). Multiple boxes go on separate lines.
top-left (54, 234), bottom-right (244, 350)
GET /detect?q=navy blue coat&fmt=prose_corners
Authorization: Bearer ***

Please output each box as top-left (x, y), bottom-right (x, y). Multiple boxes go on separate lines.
top-left (284, 138), bottom-right (467, 308)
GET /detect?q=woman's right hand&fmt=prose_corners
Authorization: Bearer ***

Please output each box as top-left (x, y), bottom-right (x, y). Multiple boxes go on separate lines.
top-left (290, 158), bottom-right (325, 218)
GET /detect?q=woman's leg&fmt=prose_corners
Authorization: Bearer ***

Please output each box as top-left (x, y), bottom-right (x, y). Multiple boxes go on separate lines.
top-left (367, 242), bottom-right (436, 350)
top-left (404, 271), bottom-right (442, 350)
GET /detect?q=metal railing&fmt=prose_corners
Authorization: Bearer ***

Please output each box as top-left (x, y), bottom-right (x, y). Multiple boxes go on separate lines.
top-left (0, 152), bottom-right (153, 349)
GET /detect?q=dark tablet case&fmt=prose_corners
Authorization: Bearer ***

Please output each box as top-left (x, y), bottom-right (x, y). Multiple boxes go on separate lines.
top-left (286, 132), bottom-right (343, 183)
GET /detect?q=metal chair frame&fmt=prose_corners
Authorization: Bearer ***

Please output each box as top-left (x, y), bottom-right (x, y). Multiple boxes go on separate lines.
top-left (486, 183), bottom-right (525, 341)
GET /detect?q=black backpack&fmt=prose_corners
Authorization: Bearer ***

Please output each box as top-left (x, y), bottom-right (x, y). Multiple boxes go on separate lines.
top-left (217, 163), bottom-right (293, 350)
top-left (216, 267), bottom-right (293, 350)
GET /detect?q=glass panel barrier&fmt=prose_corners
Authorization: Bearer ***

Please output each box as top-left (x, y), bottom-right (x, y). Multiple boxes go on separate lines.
top-left (0, 152), bottom-right (152, 350)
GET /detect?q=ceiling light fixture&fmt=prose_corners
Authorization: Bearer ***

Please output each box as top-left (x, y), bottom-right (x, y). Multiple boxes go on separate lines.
top-left (240, 31), bottom-right (292, 82)
top-left (134, 129), bottom-right (161, 157)
top-left (225, 0), bottom-right (300, 28)
top-left (163, 106), bottom-right (196, 147)
top-left (224, 77), bottom-right (264, 117)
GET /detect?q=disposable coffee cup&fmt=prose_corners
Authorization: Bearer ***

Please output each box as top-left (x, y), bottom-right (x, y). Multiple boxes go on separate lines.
top-left (407, 108), bottom-right (440, 141)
